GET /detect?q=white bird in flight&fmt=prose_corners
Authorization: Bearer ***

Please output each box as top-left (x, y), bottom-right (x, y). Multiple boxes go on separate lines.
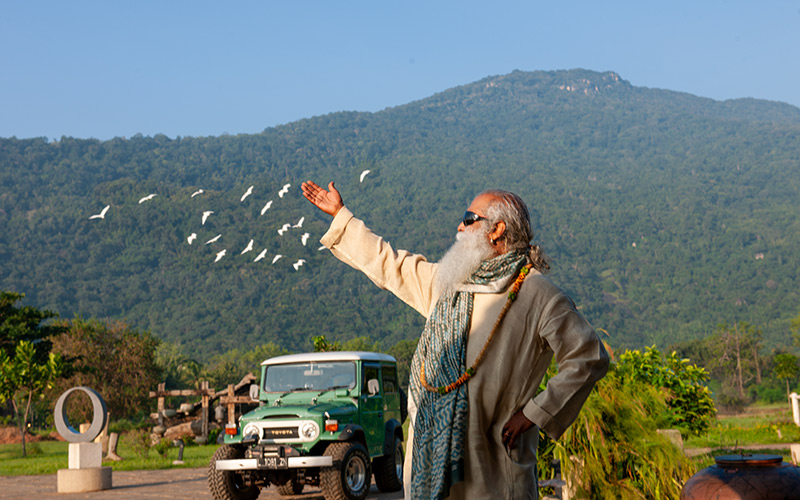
top-left (240, 239), bottom-right (254, 254)
top-left (254, 249), bottom-right (268, 262)
top-left (214, 249), bottom-right (227, 262)
top-left (241, 185), bottom-right (254, 202)
top-left (187, 233), bottom-right (197, 245)
top-left (359, 169), bottom-right (371, 183)
top-left (191, 189), bottom-right (204, 198)
top-left (202, 211), bottom-right (214, 225)
top-left (292, 216), bottom-right (305, 228)
top-left (271, 254), bottom-right (283, 264)
top-left (89, 205), bottom-right (110, 220)
top-left (278, 183), bottom-right (291, 198)
top-left (292, 259), bottom-right (306, 271)
top-left (318, 245), bottom-right (327, 251)
top-left (260, 200), bottom-right (273, 216)
top-left (139, 194), bottom-right (157, 204)
top-left (205, 234), bottom-right (222, 245)
top-left (277, 223), bottom-right (291, 236)
top-left (300, 233), bottom-right (310, 246)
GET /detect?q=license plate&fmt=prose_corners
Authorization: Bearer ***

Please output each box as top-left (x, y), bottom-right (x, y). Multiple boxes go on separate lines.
top-left (263, 456), bottom-right (288, 469)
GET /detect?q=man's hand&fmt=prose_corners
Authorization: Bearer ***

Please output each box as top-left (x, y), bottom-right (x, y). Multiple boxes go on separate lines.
top-left (502, 409), bottom-right (534, 450)
top-left (301, 181), bottom-right (344, 217)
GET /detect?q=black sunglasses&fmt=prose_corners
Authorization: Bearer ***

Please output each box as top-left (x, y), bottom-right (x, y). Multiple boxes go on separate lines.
top-left (462, 211), bottom-right (488, 226)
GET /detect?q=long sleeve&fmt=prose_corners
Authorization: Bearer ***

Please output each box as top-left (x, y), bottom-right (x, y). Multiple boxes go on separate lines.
top-left (522, 292), bottom-right (610, 440)
top-left (320, 207), bottom-right (439, 317)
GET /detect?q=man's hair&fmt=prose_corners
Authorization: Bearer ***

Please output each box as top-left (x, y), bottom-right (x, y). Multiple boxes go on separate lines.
top-left (482, 189), bottom-right (550, 272)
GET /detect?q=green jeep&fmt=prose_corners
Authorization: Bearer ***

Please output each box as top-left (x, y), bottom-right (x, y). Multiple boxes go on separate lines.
top-left (208, 351), bottom-right (407, 500)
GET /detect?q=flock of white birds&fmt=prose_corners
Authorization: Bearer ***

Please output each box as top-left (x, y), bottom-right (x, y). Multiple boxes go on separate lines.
top-left (87, 170), bottom-right (373, 271)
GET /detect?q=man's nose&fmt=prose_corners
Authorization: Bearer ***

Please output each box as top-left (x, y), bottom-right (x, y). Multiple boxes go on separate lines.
top-left (457, 221), bottom-right (466, 232)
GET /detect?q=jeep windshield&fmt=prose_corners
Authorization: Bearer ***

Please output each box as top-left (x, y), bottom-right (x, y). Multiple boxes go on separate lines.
top-left (263, 361), bottom-right (356, 393)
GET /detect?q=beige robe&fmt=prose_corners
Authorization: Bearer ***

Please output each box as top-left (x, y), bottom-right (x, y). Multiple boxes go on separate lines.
top-left (321, 207), bottom-right (610, 500)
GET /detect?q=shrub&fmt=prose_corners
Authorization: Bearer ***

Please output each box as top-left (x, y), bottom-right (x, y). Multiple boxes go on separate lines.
top-left (545, 369), bottom-right (696, 499)
top-left (616, 346), bottom-right (716, 436)
top-left (122, 428), bottom-right (152, 459)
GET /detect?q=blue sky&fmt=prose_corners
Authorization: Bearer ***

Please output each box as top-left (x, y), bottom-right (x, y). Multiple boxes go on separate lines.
top-left (2, 1), bottom-right (799, 141)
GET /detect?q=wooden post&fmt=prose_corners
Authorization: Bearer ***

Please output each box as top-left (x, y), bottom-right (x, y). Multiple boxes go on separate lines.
top-left (201, 381), bottom-right (209, 440)
top-left (157, 382), bottom-right (165, 417)
top-left (227, 384), bottom-right (236, 426)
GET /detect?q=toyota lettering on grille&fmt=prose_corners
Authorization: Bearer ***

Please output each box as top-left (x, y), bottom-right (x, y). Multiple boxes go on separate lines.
top-left (263, 428), bottom-right (299, 438)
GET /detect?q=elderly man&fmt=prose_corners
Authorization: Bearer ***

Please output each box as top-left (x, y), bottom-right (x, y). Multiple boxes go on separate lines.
top-left (301, 181), bottom-right (609, 500)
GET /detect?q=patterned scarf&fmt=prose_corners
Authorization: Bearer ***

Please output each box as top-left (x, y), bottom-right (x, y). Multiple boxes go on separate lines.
top-left (409, 250), bottom-right (527, 500)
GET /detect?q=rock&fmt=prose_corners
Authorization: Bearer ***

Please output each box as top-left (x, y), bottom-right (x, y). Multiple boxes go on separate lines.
top-left (190, 419), bottom-right (203, 435)
top-left (163, 421), bottom-right (195, 441)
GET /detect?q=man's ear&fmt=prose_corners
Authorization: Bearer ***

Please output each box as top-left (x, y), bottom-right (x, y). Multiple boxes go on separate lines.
top-left (490, 220), bottom-right (506, 242)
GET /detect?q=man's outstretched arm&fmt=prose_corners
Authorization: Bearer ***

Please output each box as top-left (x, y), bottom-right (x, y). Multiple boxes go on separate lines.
top-left (301, 179), bottom-right (439, 317)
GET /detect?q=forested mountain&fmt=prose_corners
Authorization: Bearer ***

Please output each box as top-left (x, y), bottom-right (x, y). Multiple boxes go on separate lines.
top-left (2, 69), bottom-right (799, 359)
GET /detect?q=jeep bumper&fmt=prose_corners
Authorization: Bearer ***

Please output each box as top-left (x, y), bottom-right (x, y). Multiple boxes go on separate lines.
top-left (215, 455), bottom-right (333, 470)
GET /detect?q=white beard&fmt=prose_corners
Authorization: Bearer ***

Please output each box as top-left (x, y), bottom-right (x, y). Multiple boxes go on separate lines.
top-left (434, 229), bottom-right (495, 294)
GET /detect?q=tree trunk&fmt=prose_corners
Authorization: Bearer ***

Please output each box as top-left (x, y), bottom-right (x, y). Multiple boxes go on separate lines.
top-left (734, 331), bottom-right (744, 398)
top-left (11, 396), bottom-right (29, 458)
top-left (752, 344), bottom-right (762, 384)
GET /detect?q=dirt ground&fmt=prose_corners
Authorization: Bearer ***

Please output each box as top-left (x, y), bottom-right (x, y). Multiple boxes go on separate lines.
top-left (0, 467), bottom-right (404, 500)
top-left (0, 425), bottom-right (64, 444)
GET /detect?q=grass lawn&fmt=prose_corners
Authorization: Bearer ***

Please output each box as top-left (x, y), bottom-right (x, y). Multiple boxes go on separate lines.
top-left (0, 439), bottom-right (219, 476)
top-left (685, 402), bottom-right (800, 449)
top-left (3, 402), bottom-right (796, 477)
top-left (2, 420), bottom-right (413, 477)
top-left (684, 402), bottom-right (799, 469)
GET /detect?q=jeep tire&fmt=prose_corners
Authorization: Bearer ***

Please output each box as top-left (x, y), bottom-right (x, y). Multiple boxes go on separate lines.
top-left (275, 478), bottom-right (304, 496)
top-left (208, 445), bottom-right (261, 500)
top-left (373, 435), bottom-right (404, 492)
top-left (320, 441), bottom-right (372, 500)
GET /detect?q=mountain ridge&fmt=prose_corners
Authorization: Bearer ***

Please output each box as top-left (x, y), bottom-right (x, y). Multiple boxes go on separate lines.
top-left (1, 69), bottom-right (798, 359)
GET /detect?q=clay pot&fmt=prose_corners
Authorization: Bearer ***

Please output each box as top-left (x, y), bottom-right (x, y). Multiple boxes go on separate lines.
top-left (681, 454), bottom-right (800, 499)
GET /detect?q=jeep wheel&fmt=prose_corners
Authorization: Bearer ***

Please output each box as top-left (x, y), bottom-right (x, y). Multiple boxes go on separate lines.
top-left (373, 435), bottom-right (403, 492)
top-left (208, 444), bottom-right (261, 500)
top-left (320, 441), bottom-right (372, 500)
top-left (275, 478), bottom-right (304, 496)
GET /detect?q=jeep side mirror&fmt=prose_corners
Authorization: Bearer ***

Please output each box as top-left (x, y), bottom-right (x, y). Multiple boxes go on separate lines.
top-left (367, 378), bottom-right (380, 396)
top-left (249, 384), bottom-right (260, 401)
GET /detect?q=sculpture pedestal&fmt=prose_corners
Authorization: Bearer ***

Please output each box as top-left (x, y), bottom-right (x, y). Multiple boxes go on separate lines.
top-left (57, 466), bottom-right (112, 493)
top-left (57, 442), bottom-right (112, 492)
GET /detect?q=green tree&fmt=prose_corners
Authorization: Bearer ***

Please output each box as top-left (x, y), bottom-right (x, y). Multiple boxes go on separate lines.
top-left (773, 353), bottom-right (800, 400)
top-left (312, 335), bottom-right (341, 352)
top-left (616, 346), bottom-right (716, 436)
top-left (49, 317), bottom-right (161, 421)
top-left (201, 342), bottom-right (288, 389)
top-left (0, 291), bottom-right (66, 359)
top-left (341, 336), bottom-right (381, 352)
top-left (0, 291), bottom-right (70, 456)
top-left (0, 341), bottom-right (66, 457)
top-left (791, 312), bottom-right (800, 348)
top-left (706, 322), bottom-right (763, 404)
top-left (387, 338), bottom-right (418, 389)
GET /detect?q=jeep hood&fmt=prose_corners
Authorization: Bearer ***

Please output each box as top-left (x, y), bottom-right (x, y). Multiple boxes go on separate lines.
top-left (243, 400), bottom-right (357, 421)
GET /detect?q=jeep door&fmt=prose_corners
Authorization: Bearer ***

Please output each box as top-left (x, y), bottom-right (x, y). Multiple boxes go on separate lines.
top-left (360, 363), bottom-right (384, 456)
top-left (381, 364), bottom-right (402, 425)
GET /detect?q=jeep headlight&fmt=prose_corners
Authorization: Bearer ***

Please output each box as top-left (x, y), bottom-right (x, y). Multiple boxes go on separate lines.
top-left (242, 423), bottom-right (261, 440)
top-left (300, 421), bottom-right (319, 440)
